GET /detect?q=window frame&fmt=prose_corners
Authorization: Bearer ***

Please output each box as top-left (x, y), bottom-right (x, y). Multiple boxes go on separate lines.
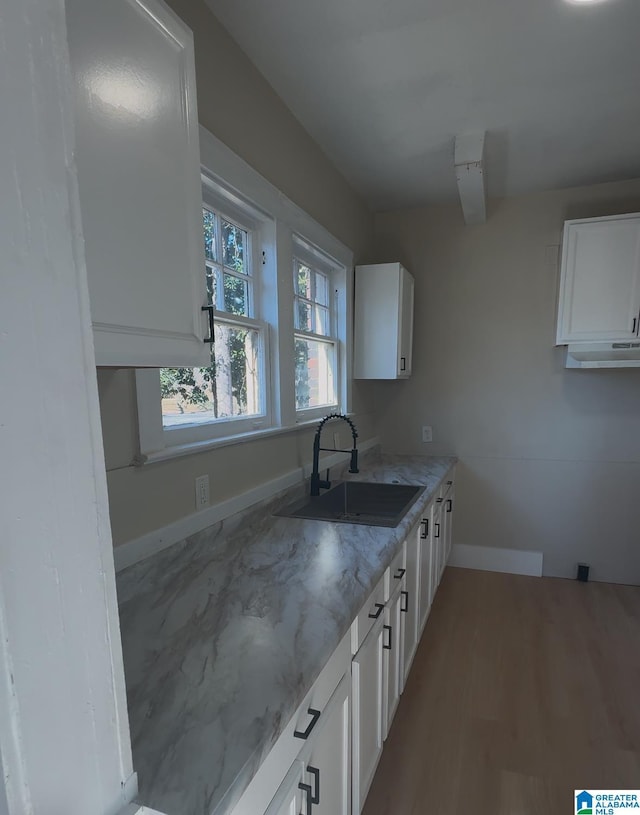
top-left (160, 183), bottom-right (273, 444)
top-left (135, 127), bottom-right (354, 463)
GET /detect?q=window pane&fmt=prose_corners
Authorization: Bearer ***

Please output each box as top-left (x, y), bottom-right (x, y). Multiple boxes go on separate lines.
top-left (223, 273), bottom-right (248, 315)
top-left (295, 263), bottom-right (311, 298)
top-left (160, 364), bottom-right (215, 425)
top-left (295, 337), bottom-right (335, 410)
top-left (203, 208), bottom-right (218, 262)
top-left (314, 305), bottom-right (329, 336)
top-left (314, 271), bottom-right (329, 306)
top-left (160, 324), bottom-right (261, 426)
top-left (213, 323), bottom-right (260, 418)
top-left (222, 220), bottom-right (247, 274)
top-left (295, 299), bottom-right (312, 332)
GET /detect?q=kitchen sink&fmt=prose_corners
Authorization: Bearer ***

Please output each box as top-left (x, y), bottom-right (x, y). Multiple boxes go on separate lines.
top-left (275, 481), bottom-right (424, 527)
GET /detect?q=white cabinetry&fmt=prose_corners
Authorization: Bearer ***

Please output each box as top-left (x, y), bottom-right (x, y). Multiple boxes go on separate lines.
top-left (354, 262), bottom-right (415, 379)
top-left (300, 673), bottom-right (351, 815)
top-left (66, 0), bottom-right (210, 367)
top-left (443, 487), bottom-right (455, 566)
top-left (402, 526), bottom-right (420, 684)
top-left (352, 614), bottom-right (385, 814)
top-left (417, 511), bottom-right (434, 635)
top-left (265, 763), bottom-right (305, 815)
top-left (383, 582), bottom-right (404, 740)
top-left (556, 213), bottom-right (640, 345)
top-left (265, 671), bottom-right (350, 815)
top-left (433, 499), bottom-right (445, 588)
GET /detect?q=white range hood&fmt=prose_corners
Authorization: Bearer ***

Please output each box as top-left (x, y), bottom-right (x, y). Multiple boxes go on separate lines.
top-left (565, 342), bottom-right (640, 368)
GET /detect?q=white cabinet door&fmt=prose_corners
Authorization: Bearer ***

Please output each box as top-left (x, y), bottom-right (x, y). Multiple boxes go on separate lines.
top-left (383, 582), bottom-right (404, 739)
top-left (302, 673), bottom-right (351, 815)
top-left (433, 502), bottom-right (445, 587)
top-left (444, 488), bottom-right (455, 565)
top-left (264, 762), bottom-right (304, 815)
top-left (352, 616), bottom-right (384, 814)
top-left (417, 510), bottom-right (433, 634)
top-left (556, 214), bottom-right (640, 344)
top-left (354, 262), bottom-right (415, 380)
top-left (402, 525), bottom-right (420, 685)
top-left (67, 0), bottom-right (210, 367)
top-left (398, 265), bottom-right (415, 377)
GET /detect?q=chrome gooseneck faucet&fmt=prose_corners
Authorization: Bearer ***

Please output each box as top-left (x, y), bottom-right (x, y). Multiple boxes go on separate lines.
top-left (310, 413), bottom-right (359, 497)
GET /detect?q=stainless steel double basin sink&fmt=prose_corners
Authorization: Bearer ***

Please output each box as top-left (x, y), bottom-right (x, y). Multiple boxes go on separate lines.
top-left (276, 481), bottom-right (424, 528)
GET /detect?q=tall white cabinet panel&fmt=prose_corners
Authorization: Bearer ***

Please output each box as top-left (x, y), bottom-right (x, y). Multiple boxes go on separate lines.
top-left (301, 673), bottom-right (351, 815)
top-left (402, 526), bottom-right (420, 685)
top-left (433, 500), bottom-right (445, 586)
top-left (383, 583), bottom-right (404, 740)
top-left (444, 489), bottom-right (455, 565)
top-left (354, 262), bottom-right (415, 379)
top-left (352, 616), bottom-right (384, 814)
top-left (66, 0), bottom-right (210, 367)
top-left (556, 214), bottom-right (640, 344)
top-left (417, 510), bottom-right (434, 634)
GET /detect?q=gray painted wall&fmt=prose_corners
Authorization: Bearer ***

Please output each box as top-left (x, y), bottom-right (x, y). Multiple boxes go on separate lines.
top-left (374, 177), bottom-right (640, 584)
top-left (98, 0), bottom-right (378, 547)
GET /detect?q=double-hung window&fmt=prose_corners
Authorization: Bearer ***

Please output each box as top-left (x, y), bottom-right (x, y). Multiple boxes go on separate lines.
top-left (135, 129), bottom-right (353, 462)
top-left (157, 188), bottom-right (272, 444)
top-left (293, 240), bottom-right (339, 419)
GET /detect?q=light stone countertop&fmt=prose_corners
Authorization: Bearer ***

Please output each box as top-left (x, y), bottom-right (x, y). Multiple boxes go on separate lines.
top-left (116, 453), bottom-right (456, 815)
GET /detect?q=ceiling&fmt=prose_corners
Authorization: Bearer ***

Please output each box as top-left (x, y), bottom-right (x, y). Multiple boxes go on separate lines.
top-left (205, 0), bottom-right (640, 211)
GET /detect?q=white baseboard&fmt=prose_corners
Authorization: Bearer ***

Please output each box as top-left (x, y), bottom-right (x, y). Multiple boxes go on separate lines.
top-left (113, 437), bottom-right (379, 573)
top-left (449, 543), bottom-right (543, 577)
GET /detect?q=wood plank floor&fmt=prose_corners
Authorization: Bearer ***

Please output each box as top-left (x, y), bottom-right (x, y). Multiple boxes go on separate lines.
top-left (362, 568), bottom-right (640, 815)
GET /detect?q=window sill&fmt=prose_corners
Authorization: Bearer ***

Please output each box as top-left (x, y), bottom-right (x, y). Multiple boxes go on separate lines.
top-left (133, 414), bottom-right (355, 466)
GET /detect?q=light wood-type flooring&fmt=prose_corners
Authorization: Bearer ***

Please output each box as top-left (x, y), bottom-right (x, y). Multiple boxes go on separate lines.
top-left (362, 568), bottom-right (640, 815)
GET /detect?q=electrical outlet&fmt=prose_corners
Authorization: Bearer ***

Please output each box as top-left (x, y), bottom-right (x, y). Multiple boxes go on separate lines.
top-left (195, 474), bottom-right (210, 509)
top-left (422, 426), bottom-right (433, 443)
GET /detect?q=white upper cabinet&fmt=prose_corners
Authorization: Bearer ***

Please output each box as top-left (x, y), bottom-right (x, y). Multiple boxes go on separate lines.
top-left (66, 0), bottom-right (210, 367)
top-left (354, 263), bottom-right (415, 379)
top-left (556, 214), bottom-right (640, 345)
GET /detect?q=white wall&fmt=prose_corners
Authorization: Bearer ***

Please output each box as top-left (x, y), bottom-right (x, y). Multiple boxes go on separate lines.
top-left (97, 0), bottom-right (378, 548)
top-left (0, 1), bottom-right (134, 812)
top-left (374, 177), bottom-right (640, 583)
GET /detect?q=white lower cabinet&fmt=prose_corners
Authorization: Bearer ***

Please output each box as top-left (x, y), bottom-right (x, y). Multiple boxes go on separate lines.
top-left (264, 673), bottom-right (351, 815)
top-left (231, 469), bottom-right (456, 815)
top-left (383, 581), bottom-right (404, 740)
top-left (433, 500), bottom-right (445, 587)
top-left (402, 525), bottom-right (420, 685)
top-left (351, 615), bottom-right (385, 814)
top-left (444, 486), bottom-right (455, 564)
top-left (265, 762), bottom-right (305, 815)
top-left (418, 509), bottom-right (434, 634)
top-left (300, 673), bottom-right (351, 815)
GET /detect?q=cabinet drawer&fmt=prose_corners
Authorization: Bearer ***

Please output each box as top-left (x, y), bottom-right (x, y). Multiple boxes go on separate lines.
top-left (351, 575), bottom-right (385, 654)
top-left (384, 545), bottom-right (406, 600)
top-left (229, 632), bottom-right (350, 815)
